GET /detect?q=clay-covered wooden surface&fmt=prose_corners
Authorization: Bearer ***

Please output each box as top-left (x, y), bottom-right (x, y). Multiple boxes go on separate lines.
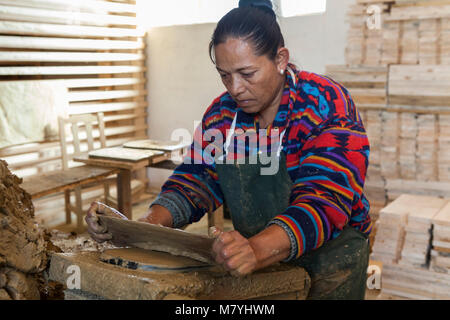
top-left (49, 251), bottom-right (311, 300)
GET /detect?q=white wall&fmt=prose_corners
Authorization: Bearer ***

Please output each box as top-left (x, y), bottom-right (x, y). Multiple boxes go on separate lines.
top-left (145, 0), bottom-right (354, 187)
top-left (281, 0), bottom-right (353, 72)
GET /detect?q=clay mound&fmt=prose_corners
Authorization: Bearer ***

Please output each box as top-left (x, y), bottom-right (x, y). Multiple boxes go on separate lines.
top-left (0, 160), bottom-right (47, 299)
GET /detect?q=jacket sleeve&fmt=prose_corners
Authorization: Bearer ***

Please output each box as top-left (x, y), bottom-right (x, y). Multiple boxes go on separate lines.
top-left (268, 115), bottom-right (370, 261)
top-left (150, 112), bottom-right (225, 228)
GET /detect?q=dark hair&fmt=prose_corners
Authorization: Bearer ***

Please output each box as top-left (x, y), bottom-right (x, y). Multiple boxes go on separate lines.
top-left (209, 0), bottom-right (285, 63)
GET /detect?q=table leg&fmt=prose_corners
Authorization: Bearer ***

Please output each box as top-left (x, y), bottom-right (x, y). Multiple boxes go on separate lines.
top-left (117, 169), bottom-right (132, 220)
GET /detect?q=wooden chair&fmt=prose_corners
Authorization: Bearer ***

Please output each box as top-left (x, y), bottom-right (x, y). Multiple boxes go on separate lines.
top-left (58, 113), bottom-right (145, 231)
top-left (58, 112), bottom-right (112, 231)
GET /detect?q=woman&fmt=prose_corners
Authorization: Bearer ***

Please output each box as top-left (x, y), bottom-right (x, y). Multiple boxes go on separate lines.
top-left (87, 0), bottom-right (372, 300)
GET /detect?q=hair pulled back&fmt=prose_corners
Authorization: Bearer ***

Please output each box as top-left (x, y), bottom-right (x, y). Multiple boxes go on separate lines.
top-left (209, 0), bottom-right (285, 63)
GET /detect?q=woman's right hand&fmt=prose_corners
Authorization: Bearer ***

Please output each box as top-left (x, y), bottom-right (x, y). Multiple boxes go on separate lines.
top-left (85, 201), bottom-right (115, 243)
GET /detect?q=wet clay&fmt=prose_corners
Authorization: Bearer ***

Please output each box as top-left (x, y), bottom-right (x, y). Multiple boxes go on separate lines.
top-left (100, 248), bottom-right (211, 272)
top-left (0, 160), bottom-right (47, 300)
top-left (49, 229), bottom-right (116, 254)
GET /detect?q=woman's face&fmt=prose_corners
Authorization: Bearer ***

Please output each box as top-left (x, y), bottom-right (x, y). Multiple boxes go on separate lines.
top-left (214, 37), bottom-right (286, 114)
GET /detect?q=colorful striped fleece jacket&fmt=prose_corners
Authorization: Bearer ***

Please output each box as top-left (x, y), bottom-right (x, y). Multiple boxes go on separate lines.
top-left (150, 64), bottom-right (372, 261)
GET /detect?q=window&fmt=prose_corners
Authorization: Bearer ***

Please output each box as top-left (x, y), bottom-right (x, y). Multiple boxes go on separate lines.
top-left (136, 0), bottom-right (236, 28)
top-left (136, 0), bottom-right (328, 29)
top-left (280, 0), bottom-right (327, 18)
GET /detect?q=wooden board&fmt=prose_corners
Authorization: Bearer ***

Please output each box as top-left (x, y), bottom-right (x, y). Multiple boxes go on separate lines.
top-left (0, 65), bottom-right (144, 76)
top-left (433, 202), bottom-right (450, 226)
top-left (0, 20), bottom-right (144, 38)
top-left (387, 3), bottom-right (450, 21)
top-left (88, 147), bottom-right (163, 162)
top-left (123, 139), bottom-right (190, 152)
top-left (381, 264), bottom-right (450, 299)
top-left (100, 248), bottom-right (211, 272)
top-left (407, 196), bottom-right (448, 224)
top-left (0, 35), bottom-right (143, 50)
top-left (98, 216), bottom-right (215, 264)
top-left (389, 65), bottom-right (450, 106)
top-left (0, 4), bottom-right (137, 26)
top-left (0, 51), bottom-right (144, 63)
top-left (0, 0), bottom-right (137, 14)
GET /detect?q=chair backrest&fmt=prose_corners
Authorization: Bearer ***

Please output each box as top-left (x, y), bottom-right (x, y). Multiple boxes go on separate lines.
top-left (58, 112), bottom-right (106, 170)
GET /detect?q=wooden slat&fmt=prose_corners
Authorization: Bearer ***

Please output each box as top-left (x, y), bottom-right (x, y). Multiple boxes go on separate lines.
top-left (0, 21), bottom-right (144, 38)
top-left (2, 134), bottom-right (145, 162)
top-left (0, 36), bottom-right (143, 51)
top-left (389, 65), bottom-right (450, 106)
top-left (6, 124), bottom-right (148, 170)
top-left (386, 4), bottom-right (450, 21)
top-left (0, 65), bottom-right (144, 75)
top-left (0, 4), bottom-right (137, 26)
top-left (356, 0), bottom-right (394, 3)
top-left (0, 0), bottom-right (137, 14)
top-left (393, 0), bottom-right (450, 7)
top-left (68, 89), bottom-right (146, 102)
top-left (1, 77), bottom-right (145, 88)
top-left (69, 101), bottom-right (146, 114)
top-left (62, 124), bottom-right (148, 146)
top-left (58, 124), bottom-right (148, 146)
top-left (0, 51), bottom-right (144, 62)
top-left (0, 111), bottom-right (147, 158)
top-left (64, 78), bottom-right (143, 89)
top-left (7, 139), bottom-right (147, 178)
top-left (104, 113), bottom-right (147, 123)
top-left (0, 141), bottom-right (58, 158)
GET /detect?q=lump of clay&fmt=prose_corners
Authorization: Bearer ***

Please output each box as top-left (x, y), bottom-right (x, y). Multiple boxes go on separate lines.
top-left (0, 160), bottom-right (47, 299)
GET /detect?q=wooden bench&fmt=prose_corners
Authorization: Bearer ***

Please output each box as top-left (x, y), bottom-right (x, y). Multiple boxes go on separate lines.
top-left (21, 166), bottom-right (119, 200)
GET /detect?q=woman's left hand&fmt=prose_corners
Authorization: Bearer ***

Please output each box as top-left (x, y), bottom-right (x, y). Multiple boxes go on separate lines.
top-left (211, 229), bottom-right (258, 277)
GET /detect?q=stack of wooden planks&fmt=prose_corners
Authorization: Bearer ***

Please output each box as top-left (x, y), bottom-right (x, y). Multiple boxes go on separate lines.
top-left (347, 0), bottom-right (450, 66)
top-left (381, 263), bottom-right (450, 299)
top-left (383, 3), bottom-right (450, 65)
top-left (370, 196), bottom-right (407, 264)
top-left (328, 0), bottom-right (450, 236)
top-left (431, 202), bottom-right (450, 273)
top-left (371, 194), bottom-right (450, 299)
top-left (345, 0), bottom-right (393, 66)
